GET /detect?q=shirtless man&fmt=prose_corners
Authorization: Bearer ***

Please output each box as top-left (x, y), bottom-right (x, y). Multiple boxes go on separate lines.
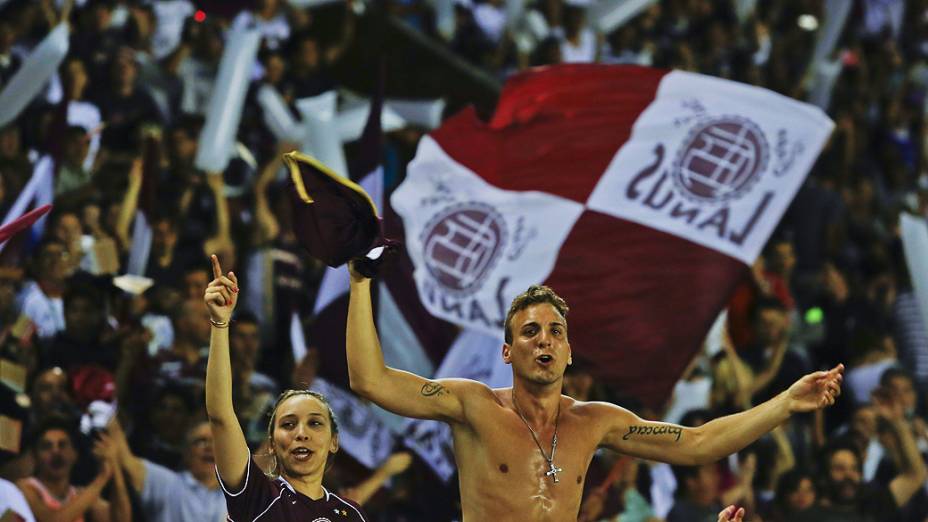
top-left (347, 269), bottom-right (843, 521)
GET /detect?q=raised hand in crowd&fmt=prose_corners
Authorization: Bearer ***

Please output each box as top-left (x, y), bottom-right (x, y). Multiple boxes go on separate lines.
top-left (115, 157), bottom-right (144, 252)
top-left (39, 0), bottom-right (74, 27)
top-left (104, 418), bottom-right (142, 492)
top-left (723, 453), bottom-right (759, 522)
top-left (18, 419), bottom-right (132, 522)
top-left (104, 407), bottom-right (228, 522)
top-left (94, 428), bottom-right (133, 522)
top-left (912, 416), bottom-right (928, 445)
top-left (871, 385), bottom-right (928, 508)
top-left (718, 504), bottom-right (745, 522)
top-left (254, 141), bottom-right (299, 245)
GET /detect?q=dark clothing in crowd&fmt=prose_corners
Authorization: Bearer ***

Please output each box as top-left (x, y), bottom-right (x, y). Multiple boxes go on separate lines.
top-left (95, 88), bottom-right (161, 152)
top-left (796, 485), bottom-right (899, 522)
top-left (666, 499), bottom-right (723, 522)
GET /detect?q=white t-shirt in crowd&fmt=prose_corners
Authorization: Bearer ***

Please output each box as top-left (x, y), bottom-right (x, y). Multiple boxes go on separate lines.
top-left (473, 4), bottom-right (507, 44)
top-left (141, 459), bottom-right (227, 522)
top-left (231, 10), bottom-right (291, 50)
top-left (0, 478), bottom-right (36, 522)
top-left (68, 100), bottom-right (102, 172)
top-left (18, 281), bottom-right (65, 340)
top-left (560, 29), bottom-right (596, 63)
top-left (151, 0), bottom-right (196, 59)
top-left (846, 359), bottom-right (897, 405)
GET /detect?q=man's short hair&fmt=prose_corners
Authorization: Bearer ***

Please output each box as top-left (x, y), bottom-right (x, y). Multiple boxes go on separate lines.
top-left (183, 416), bottom-right (211, 447)
top-left (181, 261), bottom-right (211, 284)
top-left (29, 237), bottom-right (66, 278)
top-left (820, 437), bottom-right (862, 474)
top-left (63, 278), bottom-right (104, 310)
top-left (750, 296), bottom-right (787, 320)
top-left (152, 383), bottom-right (195, 413)
top-left (29, 416), bottom-right (78, 451)
top-left (849, 326), bottom-right (887, 361)
top-left (670, 463), bottom-right (705, 497)
top-left (63, 125), bottom-right (87, 142)
top-left (775, 468), bottom-right (816, 509)
top-left (151, 212), bottom-right (180, 230)
top-left (171, 114), bottom-right (204, 138)
top-left (34, 237), bottom-right (65, 256)
top-left (880, 367), bottom-right (914, 388)
top-left (504, 285), bottom-right (569, 345)
top-left (679, 408), bottom-right (712, 428)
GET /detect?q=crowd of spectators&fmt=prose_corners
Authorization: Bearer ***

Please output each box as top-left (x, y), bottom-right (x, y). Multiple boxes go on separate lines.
top-left (0, 0), bottom-right (927, 521)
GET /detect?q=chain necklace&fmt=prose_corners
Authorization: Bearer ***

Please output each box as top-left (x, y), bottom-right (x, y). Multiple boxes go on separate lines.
top-left (511, 389), bottom-right (563, 483)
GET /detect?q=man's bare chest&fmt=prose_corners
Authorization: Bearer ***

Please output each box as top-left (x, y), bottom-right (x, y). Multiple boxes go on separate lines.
top-left (455, 410), bottom-right (601, 487)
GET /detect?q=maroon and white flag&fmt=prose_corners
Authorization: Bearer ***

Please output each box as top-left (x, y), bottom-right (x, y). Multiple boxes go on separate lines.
top-left (391, 65), bottom-right (833, 408)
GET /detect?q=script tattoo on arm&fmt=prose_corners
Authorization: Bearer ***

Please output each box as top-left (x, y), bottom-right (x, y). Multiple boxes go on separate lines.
top-left (623, 425), bottom-right (683, 442)
top-left (420, 382), bottom-right (450, 398)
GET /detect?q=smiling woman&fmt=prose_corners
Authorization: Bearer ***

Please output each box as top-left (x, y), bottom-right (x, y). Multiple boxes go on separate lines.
top-left (204, 255), bottom-right (369, 521)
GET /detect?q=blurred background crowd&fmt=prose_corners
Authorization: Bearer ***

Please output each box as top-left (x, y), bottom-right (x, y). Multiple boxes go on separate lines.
top-left (1, 0), bottom-right (928, 521)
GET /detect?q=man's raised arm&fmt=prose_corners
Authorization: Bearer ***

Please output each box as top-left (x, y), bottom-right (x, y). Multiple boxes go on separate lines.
top-left (599, 365), bottom-right (843, 466)
top-left (347, 263), bottom-right (467, 423)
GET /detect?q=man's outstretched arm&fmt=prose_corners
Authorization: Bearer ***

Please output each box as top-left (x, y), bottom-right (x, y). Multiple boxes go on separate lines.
top-left (347, 264), bottom-right (467, 423)
top-left (600, 365), bottom-right (843, 465)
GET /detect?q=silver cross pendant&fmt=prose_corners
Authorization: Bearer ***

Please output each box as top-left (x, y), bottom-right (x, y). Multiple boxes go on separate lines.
top-left (546, 462), bottom-right (563, 483)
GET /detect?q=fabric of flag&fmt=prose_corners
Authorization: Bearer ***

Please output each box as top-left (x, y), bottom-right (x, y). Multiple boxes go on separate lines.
top-left (391, 64), bottom-right (835, 409)
top-left (284, 151), bottom-right (385, 270)
top-left (0, 156), bottom-right (55, 256)
top-left (310, 377), bottom-right (395, 469)
top-left (194, 27), bottom-right (261, 173)
top-left (900, 214), bottom-right (928, 356)
top-left (126, 135), bottom-right (160, 275)
top-left (0, 24), bottom-right (70, 127)
top-left (0, 205), bottom-right (52, 245)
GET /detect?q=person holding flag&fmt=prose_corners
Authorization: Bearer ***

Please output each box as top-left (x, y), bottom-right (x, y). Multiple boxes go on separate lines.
top-left (346, 266), bottom-right (843, 521)
top-left (204, 254), bottom-right (369, 521)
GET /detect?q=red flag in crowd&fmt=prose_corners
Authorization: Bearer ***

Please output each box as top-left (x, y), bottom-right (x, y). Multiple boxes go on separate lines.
top-left (391, 64), bottom-right (834, 408)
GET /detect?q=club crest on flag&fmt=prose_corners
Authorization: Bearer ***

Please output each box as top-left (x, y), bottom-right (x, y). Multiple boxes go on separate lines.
top-left (672, 115), bottom-right (768, 204)
top-left (421, 201), bottom-right (507, 296)
top-left (393, 137), bottom-right (584, 337)
top-left (588, 70), bottom-right (833, 265)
